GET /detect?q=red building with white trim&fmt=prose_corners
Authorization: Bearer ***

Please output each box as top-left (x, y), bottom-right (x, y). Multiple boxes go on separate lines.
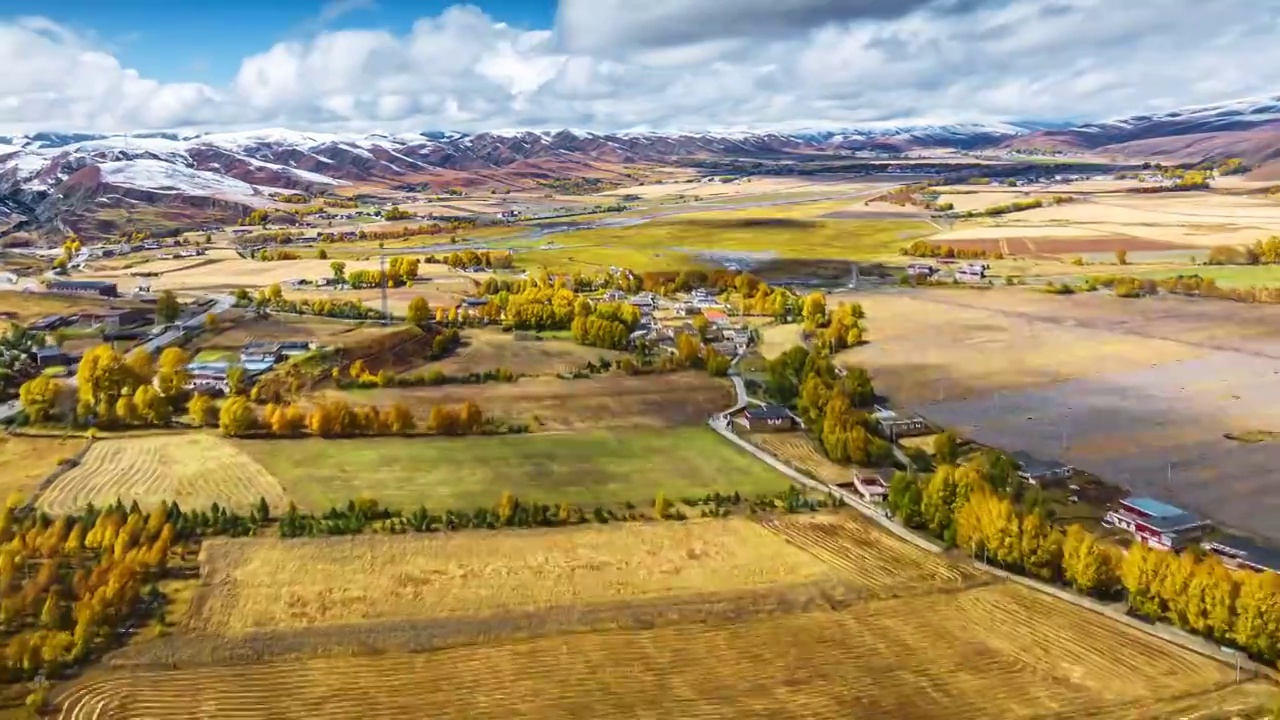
top-left (1103, 497), bottom-right (1212, 550)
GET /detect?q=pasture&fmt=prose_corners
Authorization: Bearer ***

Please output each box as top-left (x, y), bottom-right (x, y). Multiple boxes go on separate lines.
top-left (757, 322), bottom-right (804, 359)
top-left (234, 427), bottom-right (793, 511)
top-left (37, 434), bottom-right (289, 515)
top-left (79, 255), bottom-right (389, 293)
top-left (189, 518), bottom-right (832, 634)
top-left (318, 371), bottom-right (735, 431)
top-left (0, 435), bottom-right (85, 503)
top-left (512, 216), bottom-right (937, 273)
top-left (839, 288), bottom-right (1280, 542)
top-left (422, 328), bottom-right (627, 376)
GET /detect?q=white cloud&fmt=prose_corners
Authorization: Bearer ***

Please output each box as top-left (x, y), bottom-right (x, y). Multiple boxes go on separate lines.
top-left (1, 0), bottom-right (1279, 134)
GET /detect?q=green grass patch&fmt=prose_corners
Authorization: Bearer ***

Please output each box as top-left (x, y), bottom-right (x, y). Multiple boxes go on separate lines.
top-left (1133, 265), bottom-right (1280, 289)
top-left (236, 428), bottom-right (794, 511)
top-left (512, 216), bottom-right (936, 273)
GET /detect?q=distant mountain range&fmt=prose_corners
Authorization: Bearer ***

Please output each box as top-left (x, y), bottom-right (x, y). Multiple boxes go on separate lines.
top-left (1, 94), bottom-right (1278, 242)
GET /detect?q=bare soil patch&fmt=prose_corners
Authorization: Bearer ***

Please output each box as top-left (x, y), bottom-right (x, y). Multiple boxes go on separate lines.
top-left (423, 328), bottom-right (626, 376)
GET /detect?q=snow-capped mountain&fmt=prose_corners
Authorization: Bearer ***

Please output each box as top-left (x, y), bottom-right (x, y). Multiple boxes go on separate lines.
top-left (2, 94), bottom-right (1278, 243)
top-left (1000, 95), bottom-right (1280, 161)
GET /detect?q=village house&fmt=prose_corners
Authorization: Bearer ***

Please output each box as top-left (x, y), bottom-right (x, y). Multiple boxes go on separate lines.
top-left (701, 309), bottom-right (731, 327)
top-left (241, 342), bottom-right (284, 365)
top-left (1103, 497), bottom-right (1212, 551)
top-left (78, 307), bottom-right (151, 329)
top-left (28, 315), bottom-right (71, 332)
top-left (848, 467), bottom-right (895, 504)
top-left (871, 408), bottom-right (932, 441)
top-left (1204, 534), bottom-right (1280, 575)
top-left (31, 346), bottom-right (70, 368)
top-left (1010, 451), bottom-right (1075, 485)
top-left (906, 262), bottom-right (937, 278)
top-left (46, 280), bottom-right (119, 298)
top-left (602, 290), bottom-right (626, 302)
top-left (629, 293), bottom-right (656, 310)
top-left (736, 404), bottom-right (796, 432)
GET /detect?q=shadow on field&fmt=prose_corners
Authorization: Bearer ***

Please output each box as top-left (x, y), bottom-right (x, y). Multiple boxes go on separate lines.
top-left (678, 218), bottom-right (821, 230)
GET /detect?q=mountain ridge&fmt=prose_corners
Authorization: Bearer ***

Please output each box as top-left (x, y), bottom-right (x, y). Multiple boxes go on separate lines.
top-left (2, 93), bottom-right (1279, 243)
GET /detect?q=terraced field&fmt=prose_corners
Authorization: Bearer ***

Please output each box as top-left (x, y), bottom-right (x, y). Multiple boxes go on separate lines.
top-left (58, 582), bottom-right (1244, 720)
top-left (37, 434), bottom-right (290, 514)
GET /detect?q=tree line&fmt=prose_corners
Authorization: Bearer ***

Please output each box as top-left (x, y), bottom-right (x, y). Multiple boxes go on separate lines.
top-left (232, 286), bottom-right (385, 320)
top-left (214, 395), bottom-right (499, 438)
top-left (885, 451), bottom-right (1280, 664)
top-left (20, 345), bottom-right (192, 429)
top-left (435, 250), bottom-right (516, 270)
top-left (800, 294), bottom-right (865, 353)
top-left (901, 239), bottom-right (1001, 261)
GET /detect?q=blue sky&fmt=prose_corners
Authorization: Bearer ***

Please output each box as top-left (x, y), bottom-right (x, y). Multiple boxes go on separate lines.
top-left (14, 0), bottom-right (556, 84)
top-left (0, 0), bottom-right (1275, 134)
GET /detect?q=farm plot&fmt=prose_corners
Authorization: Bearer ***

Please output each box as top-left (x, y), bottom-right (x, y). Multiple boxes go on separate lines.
top-left (748, 433), bottom-right (849, 487)
top-left (234, 427), bottom-right (794, 511)
top-left (318, 372), bottom-right (734, 431)
top-left (421, 328), bottom-right (627, 376)
top-left (0, 435), bottom-right (86, 503)
top-left (763, 515), bottom-right (982, 592)
top-left (58, 582), bottom-right (1245, 720)
top-left (188, 519), bottom-right (837, 635)
top-left (37, 434), bottom-right (289, 515)
top-left (198, 314), bottom-right (404, 351)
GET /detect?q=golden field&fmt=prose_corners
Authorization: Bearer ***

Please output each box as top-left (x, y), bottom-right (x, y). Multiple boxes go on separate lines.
top-left (189, 519), bottom-right (837, 635)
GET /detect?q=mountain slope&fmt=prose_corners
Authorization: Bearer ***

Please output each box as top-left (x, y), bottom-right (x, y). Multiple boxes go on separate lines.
top-left (1000, 95), bottom-right (1280, 163)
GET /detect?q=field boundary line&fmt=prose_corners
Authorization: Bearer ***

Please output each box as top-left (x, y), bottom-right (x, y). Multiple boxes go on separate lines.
top-left (974, 563), bottom-right (1280, 683)
top-left (25, 434), bottom-right (94, 511)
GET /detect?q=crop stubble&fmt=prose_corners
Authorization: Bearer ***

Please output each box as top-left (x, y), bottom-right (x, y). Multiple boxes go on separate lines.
top-left (189, 519), bottom-right (837, 635)
top-left (37, 434), bottom-right (289, 514)
top-left (58, 515), bottom-right (1251, 719)
top-left (60, 585), bottom-right (1239, 720)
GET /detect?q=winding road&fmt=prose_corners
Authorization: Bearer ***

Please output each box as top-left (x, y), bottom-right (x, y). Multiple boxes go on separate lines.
top-left (707, 354), bottom-right (940, 552)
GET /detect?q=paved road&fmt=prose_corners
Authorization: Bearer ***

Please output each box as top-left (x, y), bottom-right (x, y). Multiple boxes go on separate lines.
top-left (0, 293), bottom-right (236, 424)
top-left (707, 355), bottom-right (940, 552)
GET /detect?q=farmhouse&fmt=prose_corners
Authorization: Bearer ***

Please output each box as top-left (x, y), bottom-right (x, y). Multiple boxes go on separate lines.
top-left (1103, 497), bottom-right (1212, 550)
top-left (849, 467), bottom-right (894, 503)
top-left (871, 408), bottom-right (931, 440)
top-left (736, 404), bottom-right (795, 432)
top-left (241, 342), bottom-right (284, 365)
top-left (46, 280), bottom-right (118, 298)
top-left (28, 315), bottom-right (71, 332)
top-left (32, 346), bottom-right (69, 368)
top-left (79, 307), bottom-right (151, 329)
top-left (702, 309), bottom-right (730, 327)
top-left (1205, 534), bottom-right (1280, 575)
top-left (906, 262), bottom-right (937, 277)
top-left (1010, 451), bottom-right (1075, 485)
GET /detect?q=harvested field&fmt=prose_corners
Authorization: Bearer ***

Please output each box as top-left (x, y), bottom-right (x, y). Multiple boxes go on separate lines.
top-left (189, 519), bottom-right (835, 634)
top-left (37, 434), bottom-right (289, 515)
top-left (235, 427), bottom-right (793, 511)
top-left (318, 371), bottom-right (734, 430)
top-left (198, 315), bottom-right (405, 351)
top-left (841, 288), bottom-right (1280, 542)
top-left (749, 433), bottom-right (849, 486)
top-left (60, 581), bottom-right (1246, 720)
top-left (423, 328), bottom-right (627, 376)
top-left (762, 515), bottom-right (983, 591)
top-left (80, 256), bottom-right (389, 292)
top-left (0, 435), bottom-right (85, 503)
top-left (943, 235), bottom-right (1184, 256)
top-left (757, 322), bottom-right (803, 359)
top-left (835, 290), bottom-right (1205, 405)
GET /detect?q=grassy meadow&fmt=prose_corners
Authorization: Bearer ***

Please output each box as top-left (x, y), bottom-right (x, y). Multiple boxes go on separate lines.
top-left (235, 428), bottom-right (794, 512)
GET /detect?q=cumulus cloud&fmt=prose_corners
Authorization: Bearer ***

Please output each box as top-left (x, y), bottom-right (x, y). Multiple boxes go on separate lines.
top-left (1, 0), bottom-right (1279, 134)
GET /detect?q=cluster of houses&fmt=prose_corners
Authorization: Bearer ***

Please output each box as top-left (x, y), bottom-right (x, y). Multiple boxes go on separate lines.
top-left (905, 261), bottom-right (989, 283)
top-left (153, 248), bottom-right (207, 260)
top-left (185, 340), bottom-right (314, 393)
